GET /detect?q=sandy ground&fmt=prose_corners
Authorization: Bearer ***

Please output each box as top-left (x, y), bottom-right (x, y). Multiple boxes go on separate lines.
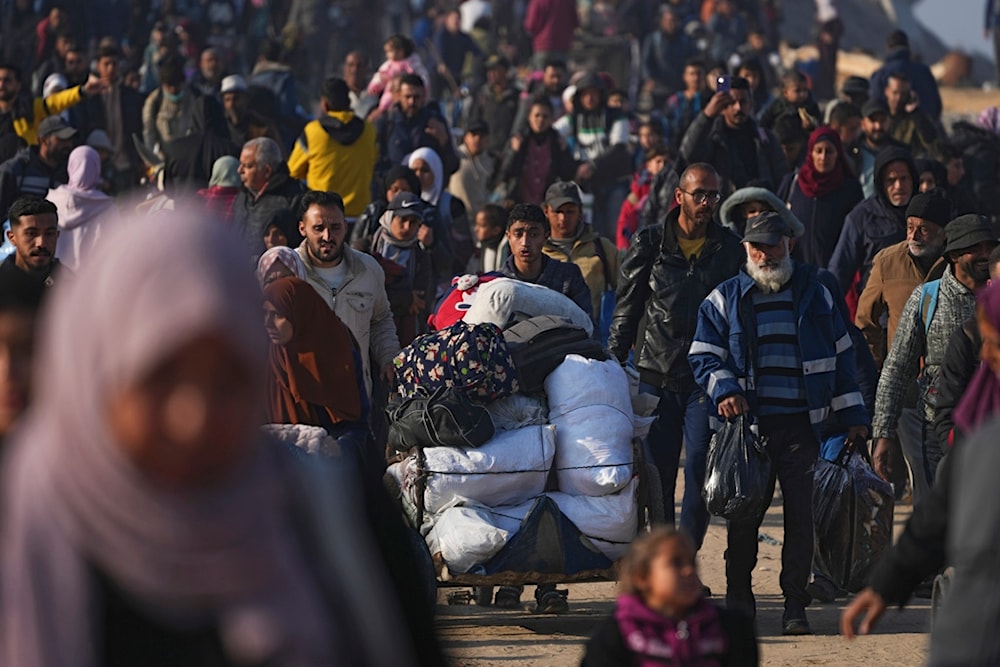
top-left (435, 486), bottom-right (930, 666)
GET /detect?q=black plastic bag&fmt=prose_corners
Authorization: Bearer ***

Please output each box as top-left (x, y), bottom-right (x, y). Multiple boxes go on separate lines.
top-left (813, 436), bottom-right (895, 592)
top-left (703, 415), bottom-right (771, 522)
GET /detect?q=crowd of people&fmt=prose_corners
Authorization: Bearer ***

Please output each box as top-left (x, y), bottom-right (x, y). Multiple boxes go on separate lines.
top-left (1, 0), bottom-right (1000, 664)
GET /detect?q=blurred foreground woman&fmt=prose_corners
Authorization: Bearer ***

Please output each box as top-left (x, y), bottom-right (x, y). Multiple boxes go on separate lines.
top-left (0, 214), bottom-right (418, 666)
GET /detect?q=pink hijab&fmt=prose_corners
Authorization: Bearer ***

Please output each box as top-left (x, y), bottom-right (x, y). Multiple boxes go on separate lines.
top-left (0, 210), bottom-right (413, 667)
top-left (47, 146), bottom-right (113, 230)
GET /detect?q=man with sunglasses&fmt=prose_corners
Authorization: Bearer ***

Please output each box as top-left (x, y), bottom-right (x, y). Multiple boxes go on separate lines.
top-left (608, 163), bottom-right (744, 554)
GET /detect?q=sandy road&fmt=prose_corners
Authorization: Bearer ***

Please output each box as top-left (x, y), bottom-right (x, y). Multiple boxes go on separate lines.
top-left (436, 494), bottom-right (930, 666)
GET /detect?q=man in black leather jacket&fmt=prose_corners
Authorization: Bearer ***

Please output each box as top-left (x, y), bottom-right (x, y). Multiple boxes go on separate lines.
top-left (608, 162), bottom-right (744, 549)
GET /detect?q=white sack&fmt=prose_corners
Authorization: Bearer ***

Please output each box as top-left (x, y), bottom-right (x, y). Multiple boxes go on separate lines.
top-left (545, 355), bottom-right (634, 495)
top-left (486, 393), bottom-right (548, 430)
top-left (462, 278), bottom-right (594, 335)
top-left (422, 425), bottom-right (555, 514)
top-left (425, 506), bottom-right (511, 573)
top-left (548, 478), bottom-right (639, 560)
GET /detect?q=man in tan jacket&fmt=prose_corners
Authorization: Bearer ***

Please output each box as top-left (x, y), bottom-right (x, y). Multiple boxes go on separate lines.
top-left (855, 189), bottom-right (949, 503)
top-left (541, 180), bottom-right (619, 325)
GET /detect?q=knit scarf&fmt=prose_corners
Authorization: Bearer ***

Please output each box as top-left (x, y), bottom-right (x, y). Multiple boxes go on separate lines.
top-left (373, 211), bottom-right (419, 276)
top-left (614, 594), bottom-right (727, 667)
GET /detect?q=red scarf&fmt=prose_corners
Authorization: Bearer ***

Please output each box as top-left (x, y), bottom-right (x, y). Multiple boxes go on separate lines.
top-left (796, 126), bottom-right (850, 199)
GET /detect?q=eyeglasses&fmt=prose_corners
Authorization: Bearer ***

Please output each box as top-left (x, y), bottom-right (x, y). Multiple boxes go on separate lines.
top-left (678, 189), bottom-right (722, 205)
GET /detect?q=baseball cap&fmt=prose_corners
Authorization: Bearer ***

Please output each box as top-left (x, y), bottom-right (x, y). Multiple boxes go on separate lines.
top-left (862, 99), bottom-right (889, 118)
top-left (220, 74), bottom-right (247, 94)
top-left (544, 181), bottom-right (582, 209)
top-left (944, 214), bottom-right (997, 255)
top-left (387, 192), bottom-right (425, 221)
top-left (37, 115), bottom-right (77, 140)
top-left (741, 211), bottom-right (794, 246)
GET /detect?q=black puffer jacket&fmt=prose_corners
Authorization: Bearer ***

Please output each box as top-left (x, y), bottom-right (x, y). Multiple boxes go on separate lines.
top-left (608, 207), bottom-right (744, 392)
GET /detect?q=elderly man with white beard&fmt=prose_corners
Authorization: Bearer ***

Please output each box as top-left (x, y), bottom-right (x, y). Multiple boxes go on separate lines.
top-left (689, 211), bottom-right (869, 636)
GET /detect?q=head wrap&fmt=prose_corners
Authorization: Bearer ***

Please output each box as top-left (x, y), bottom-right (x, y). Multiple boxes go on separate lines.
top-left (796, 126), bottom-right (851, 199)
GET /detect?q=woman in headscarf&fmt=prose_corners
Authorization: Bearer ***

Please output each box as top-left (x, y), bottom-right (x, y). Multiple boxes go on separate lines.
top-left (47, 145), bottom-right (121, 271)
top-left (196, 155), bottom-right (241, 224)
top-left (263, 276), bottom-right (371, 466)
top-left (0, 213), bottom-right (418, 667)
top-left (779, 125), bottom-right (863, 269)
top-left (256, 246), bottom-right (308, 288)
top-left (407, 146), bottom-right (472, 278)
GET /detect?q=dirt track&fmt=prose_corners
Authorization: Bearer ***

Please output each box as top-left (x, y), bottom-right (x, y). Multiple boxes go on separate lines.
top-left (435, 492), bottom-right (930, 666)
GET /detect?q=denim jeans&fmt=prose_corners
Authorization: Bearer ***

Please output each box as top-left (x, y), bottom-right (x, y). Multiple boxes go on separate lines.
top-left (639, 383), bottom-right (713, 549)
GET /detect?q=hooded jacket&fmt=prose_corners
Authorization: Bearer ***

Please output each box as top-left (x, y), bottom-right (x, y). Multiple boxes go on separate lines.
top-left (288, 110), bottom-right (377, 217)
top-left (868, 48), bottom-right (943, 121)
top-left (552, 74), bottom-right (632, 186)
top-left (828, 146), bottom-right (917, 297)
top-left (778, 169), bottom-right (864, 269)
top-left (0, 86), bottom-right (83, 146)
top-left (718, 185), bottom-right (805, 238)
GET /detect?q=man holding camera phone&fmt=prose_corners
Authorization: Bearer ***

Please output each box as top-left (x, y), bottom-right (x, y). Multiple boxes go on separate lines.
top-left (679, 76), bottom-right (789, 195)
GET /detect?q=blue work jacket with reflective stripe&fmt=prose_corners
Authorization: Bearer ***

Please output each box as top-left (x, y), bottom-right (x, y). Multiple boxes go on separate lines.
top-left (688, 262), bottom-right (868, 437)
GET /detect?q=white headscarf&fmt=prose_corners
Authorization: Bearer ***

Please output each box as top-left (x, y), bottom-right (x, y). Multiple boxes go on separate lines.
top-left (0, 209), bottom-right (414, 667)
top-left (405, 147), bottom-right (444, 205)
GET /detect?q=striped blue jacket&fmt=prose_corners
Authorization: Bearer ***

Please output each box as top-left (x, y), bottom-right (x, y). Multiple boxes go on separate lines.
top-left (688, 262), bottom-right (868, 436)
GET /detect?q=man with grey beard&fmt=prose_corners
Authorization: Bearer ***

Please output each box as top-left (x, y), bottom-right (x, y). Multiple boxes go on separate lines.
top-left (855, 189), bottom-right (950, 503)
top-left (690, 211), bottom-right (869, 636)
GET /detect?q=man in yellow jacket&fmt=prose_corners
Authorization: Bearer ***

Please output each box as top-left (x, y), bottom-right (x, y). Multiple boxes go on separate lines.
top-left (0, 63), bottom-right (105, 146)
top-left (287, 77), bottom-right (376, 222)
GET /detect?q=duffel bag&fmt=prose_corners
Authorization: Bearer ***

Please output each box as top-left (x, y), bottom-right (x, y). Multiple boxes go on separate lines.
top-left (387, 386), bottom-right (496, 452)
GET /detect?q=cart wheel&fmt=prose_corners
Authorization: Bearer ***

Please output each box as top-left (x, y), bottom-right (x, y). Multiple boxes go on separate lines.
top-left (642, 461), bottom-right (666, 528)
top-left (405, 526), bottom-right (438, 617)
top-left (474, 586), bottom-right (494, 607)
top-left (931, 567), bottom-right (953, 626)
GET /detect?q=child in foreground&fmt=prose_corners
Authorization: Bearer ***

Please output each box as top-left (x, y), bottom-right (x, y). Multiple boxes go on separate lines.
top-left (581, 527), bottom-right (758, 666)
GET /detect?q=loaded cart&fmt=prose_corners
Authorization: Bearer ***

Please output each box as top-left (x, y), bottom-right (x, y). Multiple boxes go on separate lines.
top-left (382, 305), bottom-right (664, 605)
top-left (388, 435), bottom-right (663, 600)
